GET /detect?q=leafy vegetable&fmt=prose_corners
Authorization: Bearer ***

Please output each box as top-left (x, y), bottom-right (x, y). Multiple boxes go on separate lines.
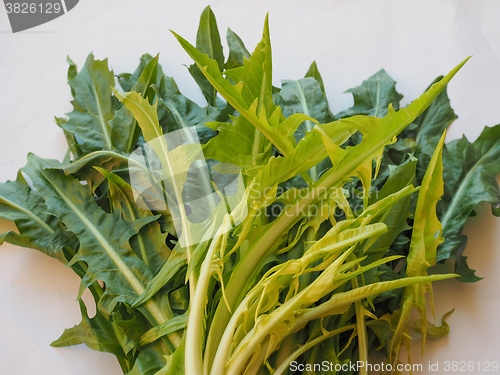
top-left (438, 125), bottom-right (500, 281)
top-left (1, 6), bottom-right (499, 375)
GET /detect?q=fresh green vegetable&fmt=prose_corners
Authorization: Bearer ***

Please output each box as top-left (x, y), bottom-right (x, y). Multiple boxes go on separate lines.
top-left (1, 6), bottom-right (499, 375)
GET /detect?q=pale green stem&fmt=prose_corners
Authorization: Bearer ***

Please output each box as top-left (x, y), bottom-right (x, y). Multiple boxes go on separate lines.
top-left (186, 217), bottom-right (230, 375)
top-left (352, 276), bottom-right (368, 375)
top-left (273, 325), bottom-right (356, 375)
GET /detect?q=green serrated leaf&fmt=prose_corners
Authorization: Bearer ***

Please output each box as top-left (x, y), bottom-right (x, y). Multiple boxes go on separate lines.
top-left (125, 344), bottom-right (168, 375)
top-left (337, 69), bottom-right (403, 118)
top-left (22, 155), bottom-right (171, 329)
top-left (133, 248), bottom-right (187, 307)
top-left (437, 124), bottom-right (500, 281)
top-left (365, 157), bottom-right (417, 256)
top-left (390, 132), bottom-right (446, 364)
top-left (277, 77), bottom-right (334, 181)
top-left (95, 167), bottom-right (170, 273)
top-left (62, 53), bottom-right (117, 153)
top-left (111, 55), bottom-right (162, 153)
top-left (51, 149), bottom-right (128, 194)
top-left (305, 61), bottom-right (326, 94)
top-left (224, 28), bottom-right (250, 70)
top-left (279, 77), bottom-right (333, 129)
top-left (174, 16), bottom-right (313, 157)
top-left (0, 171), bottom-right (65, 260)
top-left (414, 76), bottom-right (458, 183)
top-left (154, 75), bottom-right (223, 136)
top-left (138, 313), bottom-right (188, 348)
top-left (188, 6), bottom-right (224, 106)
top-left (51, 300), bottom-right (128, 367)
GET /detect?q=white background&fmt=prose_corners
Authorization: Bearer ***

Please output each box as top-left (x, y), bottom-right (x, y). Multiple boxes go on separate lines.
top-left (1, 0), bottom-right (499, 374)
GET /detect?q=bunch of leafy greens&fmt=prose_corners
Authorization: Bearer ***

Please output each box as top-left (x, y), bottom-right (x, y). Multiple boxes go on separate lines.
top-left (1, 6), bottom-right (499, 375)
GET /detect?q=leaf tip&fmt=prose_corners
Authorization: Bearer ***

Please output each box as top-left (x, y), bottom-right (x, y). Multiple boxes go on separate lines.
top-left (170, 29), bottom-right (182, 41)
top-left (263, 13), bottom-right (270, 35)
top-left (111, 87), bottom-right (125, 101)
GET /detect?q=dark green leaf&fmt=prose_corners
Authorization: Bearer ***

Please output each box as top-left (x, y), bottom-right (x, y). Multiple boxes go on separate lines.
top-left (413, 77), bottom-right (457, 182)
top-left (305, 61), bottom-right (326, 94)
top-left (188, 6), bottom-right (224, 106)
top-left (276, 77), bottom-right (335, 180)
top-left (155, 75), bottom-right (225, 137)
top-left (96, 168), bottom-right (171, 273)
top-left (278, 77), bottom-right (334, 139)
top-left (437, 124), bottom-right (500, 281)
top-left (224, 28), bottom-right (250, 70)
top-left (156, 334), bottom-right (185, 375)
top-left (0, 171), bottom-right (65, 261)
top-left (336, 69), bottom-right (403, 118)
top-left (365, 157), bottom-right (417, 257)
top-left (125, 344), bottom-right (167, 375)
top-left (138, 313), bottom-right (188, 348)
top-left (133, 248), bottom-right (187, 307)
top-left (22, 155), bottom-right (171, 325)
top-left (111, 55), bottom-right (162, 153)
top-left (51, 300), bottom-right (128, 366)
top-left (118, 53), bottom-right (163, 94)
top-left (58, 150), bottom-right (129, 192)
top-left (62, 53), bottom-right (117, 153)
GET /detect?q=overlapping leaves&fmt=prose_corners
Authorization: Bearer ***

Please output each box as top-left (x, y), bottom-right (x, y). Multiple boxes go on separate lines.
top-left (0, 5), bottom-right (498, 375)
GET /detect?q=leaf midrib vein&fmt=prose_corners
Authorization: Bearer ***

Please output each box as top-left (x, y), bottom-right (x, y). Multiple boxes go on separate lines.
top-left (91, 82), bottom-right (113, 149)
top-left (42, 169), bottom-right (145, 296)
top-left (440, 139), bottom-right (499, 231)
top-left (0, 195), bottom-right (55, 233)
